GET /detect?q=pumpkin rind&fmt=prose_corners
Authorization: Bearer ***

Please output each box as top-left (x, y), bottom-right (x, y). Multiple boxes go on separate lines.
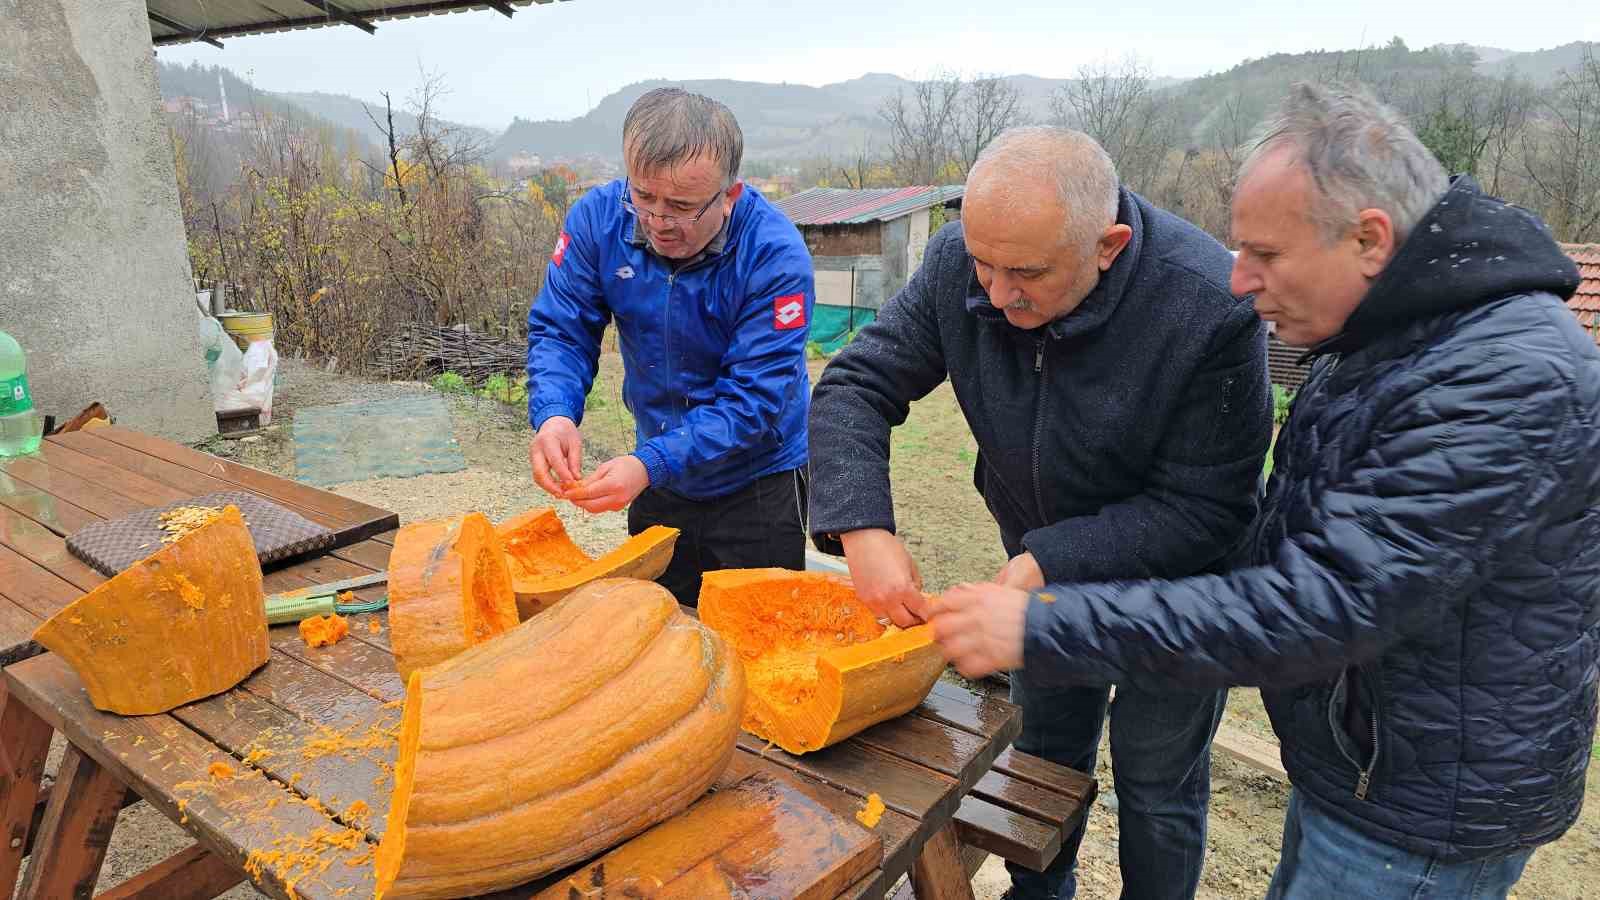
top-left (388, 512), bottom-right (519, 679)
top-left (699, 568), bottom-right (947, 754)
top-left (373, 577), bottom-right (745, 900)
top-left (31, 505), bottom-right (269, 716)
top-left (496, 507), bottom-right (678, 618)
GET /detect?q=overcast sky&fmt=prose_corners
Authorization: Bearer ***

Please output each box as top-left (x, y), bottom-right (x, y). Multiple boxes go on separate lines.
top-left (156, 0), bottom-right (1600, 130)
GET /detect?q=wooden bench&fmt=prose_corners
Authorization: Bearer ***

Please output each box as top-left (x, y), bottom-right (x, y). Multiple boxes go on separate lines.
top-left (887, 680), bottom-right (1098, 898)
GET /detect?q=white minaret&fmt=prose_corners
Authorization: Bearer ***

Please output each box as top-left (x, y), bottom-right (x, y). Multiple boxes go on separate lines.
top-left (218, 71), bottom-right (231, 123)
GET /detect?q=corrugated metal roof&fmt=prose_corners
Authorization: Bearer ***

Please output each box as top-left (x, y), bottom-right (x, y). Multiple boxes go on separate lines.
top-left (1561, 243), bottom-right (1600, 345)
top-left (147, 1), bottom-right (559, 48)
top-left (775, 186), bottom-right (964, 226)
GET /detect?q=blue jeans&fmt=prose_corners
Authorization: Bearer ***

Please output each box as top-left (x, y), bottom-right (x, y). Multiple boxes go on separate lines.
top-left (1266, 791), bottom-right (1533, 899)
top-left (1007, 673), bottom-right (1225, 900)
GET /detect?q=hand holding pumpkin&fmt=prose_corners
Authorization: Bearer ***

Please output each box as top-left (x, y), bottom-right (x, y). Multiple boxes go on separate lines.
top-left (929, 582), bottom-right (1027, 678)
top-left (564, 454), bottom-right (650, 513)
top-left (530, 416), bottom-right (584, 498)
top-left (839, 528), bottom-right (928, 628)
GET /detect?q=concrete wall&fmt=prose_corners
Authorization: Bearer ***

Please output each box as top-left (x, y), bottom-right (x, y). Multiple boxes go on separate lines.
top-left (906, 208), bottom-right (932, 276)
top-left (0, 0), bottom-right (213, 441)
top-left (881, 216), bottom-right (911, 299)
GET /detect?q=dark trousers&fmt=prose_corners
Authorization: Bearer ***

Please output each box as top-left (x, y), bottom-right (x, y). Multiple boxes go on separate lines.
top-left (627, 467), bottom-right (808, 606)
top-left (1008, 672), bottom-right (1226, 900)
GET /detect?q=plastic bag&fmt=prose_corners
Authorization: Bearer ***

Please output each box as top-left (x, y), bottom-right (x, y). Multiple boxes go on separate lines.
top-left (234, 339), bottom-right (279, 425)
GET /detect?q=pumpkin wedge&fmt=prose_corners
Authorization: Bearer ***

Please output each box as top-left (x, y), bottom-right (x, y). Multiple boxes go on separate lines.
top-left (373, 578), bottom-right (745, 900)
top-left (32, 505), bottom-right (269, 715)
top-left (699, 568), bottom-right (947, 754)
top-left (496, 507), bottom-right (678, 618)
top-left (388, 512), bottom-right (519, 679)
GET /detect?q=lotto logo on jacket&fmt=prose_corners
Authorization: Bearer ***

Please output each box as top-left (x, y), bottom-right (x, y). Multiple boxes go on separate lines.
top-left (774, 294), bottom-right (806, 330)
top-left (551, 232), bottom-right (570, 267)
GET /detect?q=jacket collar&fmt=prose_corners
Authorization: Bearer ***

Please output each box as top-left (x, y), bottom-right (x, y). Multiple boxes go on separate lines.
top-left (623, 182), bottom-right (738, 264)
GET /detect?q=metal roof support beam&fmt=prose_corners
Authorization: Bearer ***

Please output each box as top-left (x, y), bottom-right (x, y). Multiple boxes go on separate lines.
top-left (147, 11), bottom-right (224, 48)
top-left (298, 1), bottom-right (378, 34)
top-left (487, 2), bottom-right (517, 16)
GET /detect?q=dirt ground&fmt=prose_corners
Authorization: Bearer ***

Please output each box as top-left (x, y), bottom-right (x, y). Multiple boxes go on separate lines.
top-left (49, 354), bottom-right (1599, 900)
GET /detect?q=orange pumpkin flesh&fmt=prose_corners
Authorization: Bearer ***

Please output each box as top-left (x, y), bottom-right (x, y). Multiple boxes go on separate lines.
top-left (373, 578), bottom-right (745, 900)
top-left (31, 505), bottom-right (269, 715)
top-left (699, 569), bottom-right (947, 754)
top-left (298, 612), bottom-right (350, 648)
top-left (387, 512), bottom-right (519, 679)
top-left (496, 508), bottom-right (678, 618)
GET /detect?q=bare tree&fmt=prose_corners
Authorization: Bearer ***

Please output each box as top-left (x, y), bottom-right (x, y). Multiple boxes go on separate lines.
top-left (1522, 48), bottom-right (1600, 242)
top-left (1050, 56), bottom-right (1176, 194)
top-left (952, 75), bottom-right (1030, 175)
top-left (1479, 70), bottom-right (1537, 198)
top-left (880, 72), bottom-right (962, 184)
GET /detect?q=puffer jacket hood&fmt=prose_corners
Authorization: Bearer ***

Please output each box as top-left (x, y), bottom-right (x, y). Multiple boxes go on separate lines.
top-left (1314, 175), bottom-right (1581, 357)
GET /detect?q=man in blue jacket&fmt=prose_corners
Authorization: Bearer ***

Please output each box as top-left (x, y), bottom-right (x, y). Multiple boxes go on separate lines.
top-left (809, 127), bottom-right (1272, 900)
top-left (933, 84), bottom-right (1599, 899)
top-left (526, 88), bottom-right (814, 605)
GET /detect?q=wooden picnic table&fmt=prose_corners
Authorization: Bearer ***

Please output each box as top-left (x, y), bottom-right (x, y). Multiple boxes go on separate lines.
top-left (0, 426), bottom-right (1022, 900)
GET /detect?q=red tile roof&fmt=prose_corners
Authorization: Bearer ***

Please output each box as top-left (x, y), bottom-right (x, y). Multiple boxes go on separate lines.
top-left (1562, 243), bottom-right (1600, 340)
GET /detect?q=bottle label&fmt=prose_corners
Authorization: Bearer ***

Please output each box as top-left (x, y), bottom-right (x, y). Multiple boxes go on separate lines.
top-left (0, 374), bottom-right (33, 417)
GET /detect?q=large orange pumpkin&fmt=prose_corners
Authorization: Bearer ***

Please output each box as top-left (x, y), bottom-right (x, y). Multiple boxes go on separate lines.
top-left (699, 569), bottom-right (947, 754)
top-left (496, 507), bottom-right (678, 618)
top-left (387, 512), bottom-right (519, 679)
top-left (32, 505), bottom-right (269, 715)
top-left (373, 578), bottom-right (745, 900)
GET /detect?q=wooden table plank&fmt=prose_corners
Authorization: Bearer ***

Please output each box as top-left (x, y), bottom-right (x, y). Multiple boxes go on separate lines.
top-left (326, 538), bottom-right (392, 572)
top-left (30, 441), bottom-right (191, 509)
top-left (854, 714), bottom-right (991, 780)
top-left (45, 432), bottom-right (343, 533)
top-left (918, 679), bottom-right (1020, 741)
top-left (0, 597), bottom-right (42, 668)
top-left (5, 655), bottom-right (374, 900)
top-left (17, 744), bottom-right (126, 900)
top-left (0, 456), bottom-right (145, 521)
top-left (0, 505), bottom-right (105, 593)
top-left (96, 843), bottom-right (246, 900)
top-left (0, 679), bottom-right (53, 898)
top-left (0, 543), bottom-right (83, 622)
top-left (171, 675), bottom-right (397, 835)
top-left (0, 470), bottom-right (100, 537)
top-left (90, 427), bottom-right (397, 541)
top-left (736, 735), bottom-right (956, 833)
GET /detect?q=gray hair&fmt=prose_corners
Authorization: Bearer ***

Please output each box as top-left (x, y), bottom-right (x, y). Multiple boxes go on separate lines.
top-left (1239, 82), bottom-right (1448, 245)
top-left (972, 126), bottom-right (1119, 250)
top-left (622, 88), bottom-right (743, 188)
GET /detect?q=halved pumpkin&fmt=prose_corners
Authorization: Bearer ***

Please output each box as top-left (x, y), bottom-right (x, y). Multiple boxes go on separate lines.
top-left (698, 569), bottom-right (947, 754)
top-left (388, 512), bottom-right (519, 679)
top-left (32, 505), bottom-right (269, 715)
top-left (373, 578), bottom-right (745, 900)
top-left (495, 507), bottom-right (678, 618)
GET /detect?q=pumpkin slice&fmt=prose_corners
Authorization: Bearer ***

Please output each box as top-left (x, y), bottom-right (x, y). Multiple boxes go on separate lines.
top-left (388, 512), bottom-right (519, 679)
top-left (32, 505), bottom-right (269, 716)
top-left (496, 507), bottom-right (679, 618)
top-left (699, 568), bottom-right (947, 754)
top-left (374, 578), bottom-right (745, 900)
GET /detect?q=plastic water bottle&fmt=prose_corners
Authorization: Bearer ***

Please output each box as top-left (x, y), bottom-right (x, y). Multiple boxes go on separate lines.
top-left (0, 330), bottom-right (43, 457)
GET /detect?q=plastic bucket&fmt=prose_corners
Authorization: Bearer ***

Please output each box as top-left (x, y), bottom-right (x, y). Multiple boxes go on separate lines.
top-left (218, 312), bottom-right (274, 352)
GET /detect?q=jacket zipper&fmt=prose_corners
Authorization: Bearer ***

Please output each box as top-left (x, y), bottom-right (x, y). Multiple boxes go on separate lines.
top-left (664, 272), bottom-right (677, 414)
top-left (1328, 669), bottom-right (1380, 800)
top-left (1030, 336), bottom-right (1048, 523)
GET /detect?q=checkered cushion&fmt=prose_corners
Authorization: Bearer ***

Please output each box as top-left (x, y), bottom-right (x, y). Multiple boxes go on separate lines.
top-left (66, 491), bottom-right (335, 576)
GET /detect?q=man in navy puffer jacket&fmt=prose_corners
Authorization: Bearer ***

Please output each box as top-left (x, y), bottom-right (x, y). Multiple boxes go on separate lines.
top-left (932, 83), bottom-right (1599, 899)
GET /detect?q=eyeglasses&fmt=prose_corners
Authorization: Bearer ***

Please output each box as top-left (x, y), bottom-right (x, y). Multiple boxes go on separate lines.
top-left (621, 181), bottom-right (723, 227)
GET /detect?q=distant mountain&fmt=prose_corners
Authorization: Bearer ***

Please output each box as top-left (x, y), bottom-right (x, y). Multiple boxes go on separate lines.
top-left (1479, 41), bottom-right (1598, 83)
top-left (276, 90), bottom-right (495, 147)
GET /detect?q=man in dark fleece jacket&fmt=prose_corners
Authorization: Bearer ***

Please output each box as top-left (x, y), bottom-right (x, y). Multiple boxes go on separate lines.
top-left (933, 85), bottom-right (1600, 899)
top-left (809, 127), bottom-right (1272, 900)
